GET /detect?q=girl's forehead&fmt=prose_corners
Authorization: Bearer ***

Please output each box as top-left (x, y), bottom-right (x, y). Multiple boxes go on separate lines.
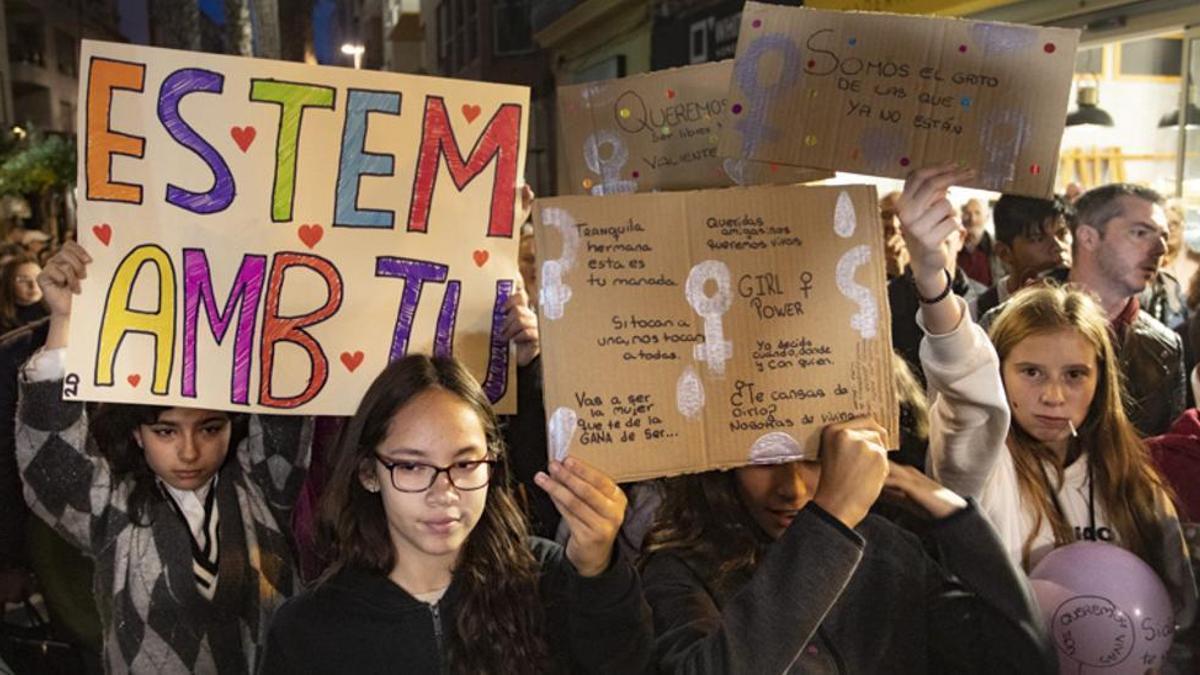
top-left (1009, 328), bottom-right (1097, 362)
top-left (382, 390), bottom-right (488, 447)
top-left (157, 407), bottom-right (230, 423)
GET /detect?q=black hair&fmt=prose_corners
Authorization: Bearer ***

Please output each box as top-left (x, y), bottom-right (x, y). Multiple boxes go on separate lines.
top-left (90, 404), bottom-right (246, 524)
top-left (993, 194), bottom-right (1072, 246)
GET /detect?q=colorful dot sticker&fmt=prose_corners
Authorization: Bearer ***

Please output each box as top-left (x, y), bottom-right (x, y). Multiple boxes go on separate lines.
top-left (1029, 164), bottom-right (1041, 175)
top-left (619, 108), bottom-right (631, 119)
top-left (848, 37), bottom-right (857, 46)
top-left (899, 157), bottom-right (911, 167)
top-left (582, 178), bottom-right (593, 189)
top-left (808, 89), bottom-right (819, 99)
top-left (752, 19), bottom-right (762, 28)
top-left (1043, 43), bottom-right (1056, 53)
top-left (807, 59), bottom-right (816, 68)
top-left (731, 103), bottom-right (743, 115)
top-left (804, 135), bottom-right (818, 146)
top-left (666, 88), bottom-right (676, 99)
top-left (958, 44), bottom-right (968, 53)
top-left (631, 171), bottom-right (640, 178)
top-left (660, 125), bottom-right (671, 135)
top-left (960, 96), bottom-right (971, 108)
top-left (709, 134), bottom-right (719, 144)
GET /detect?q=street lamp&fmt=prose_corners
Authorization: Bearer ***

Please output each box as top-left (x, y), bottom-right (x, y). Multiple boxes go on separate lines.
top-left (341, 43), bottom-right (365, 70)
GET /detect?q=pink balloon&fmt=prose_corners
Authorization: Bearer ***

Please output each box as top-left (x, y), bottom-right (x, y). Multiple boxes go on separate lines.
top-left (1030, 541), bottom-right (1175, 674)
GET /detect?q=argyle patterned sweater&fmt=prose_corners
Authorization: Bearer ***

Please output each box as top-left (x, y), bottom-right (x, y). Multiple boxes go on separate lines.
top-left (16, 379), bottom-right (312, 674)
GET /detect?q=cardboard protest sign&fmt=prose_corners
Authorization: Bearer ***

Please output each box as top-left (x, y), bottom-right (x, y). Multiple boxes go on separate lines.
top-left (558, 61), bottom-right (831, 195)
top-left (67, 40), bottom-right (528, 414)
top-left (534, 184), bottom-right (897, 482)
top-left (805, 0), bottom-right (1015, 14)
top-left (718, 3), bottom-right (1079, 198)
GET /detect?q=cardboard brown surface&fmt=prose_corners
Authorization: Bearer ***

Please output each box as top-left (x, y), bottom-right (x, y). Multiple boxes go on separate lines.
top-left (558, 61), bottom-right (831, 195)
top-left (534, 184), bottom-right (897, 482)
top-left (717, 3), bottom-right (1079, 198)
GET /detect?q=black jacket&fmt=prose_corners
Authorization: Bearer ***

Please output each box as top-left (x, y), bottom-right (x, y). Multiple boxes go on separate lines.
top-left (261, 538), bottom-right (653, 674)
top-left (1118, 308), bottom-right (1188, 435)
top-left (642, 501), bottom-right (1054, 674)
top-left (501, 357), bottom-right (559, 538)
top-left (0, 317), bottom-right (48, 569)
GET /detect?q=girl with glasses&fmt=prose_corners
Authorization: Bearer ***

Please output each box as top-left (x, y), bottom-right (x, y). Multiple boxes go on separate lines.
top-left (262, 354), bottom-right (653, 674)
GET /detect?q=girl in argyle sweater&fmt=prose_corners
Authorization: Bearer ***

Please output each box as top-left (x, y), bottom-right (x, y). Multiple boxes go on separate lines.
top-left (16, 242), bottom-right (312, 673)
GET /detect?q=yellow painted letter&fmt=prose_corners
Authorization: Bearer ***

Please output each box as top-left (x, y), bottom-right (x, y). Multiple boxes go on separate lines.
top-left (97, 245), bottom-right (176, 394)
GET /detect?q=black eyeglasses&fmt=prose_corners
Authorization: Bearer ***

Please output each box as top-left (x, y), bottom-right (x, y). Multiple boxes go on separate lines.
top-left (374, 455), bottom-right (497, 493)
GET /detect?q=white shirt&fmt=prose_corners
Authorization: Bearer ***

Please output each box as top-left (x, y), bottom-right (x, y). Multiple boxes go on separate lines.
top-left (161, 479), bottom-right (217, 547)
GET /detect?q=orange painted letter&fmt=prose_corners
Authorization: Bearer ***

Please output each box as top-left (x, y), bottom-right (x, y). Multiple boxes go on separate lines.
top-left (86, 58), bottom-right (146, 203)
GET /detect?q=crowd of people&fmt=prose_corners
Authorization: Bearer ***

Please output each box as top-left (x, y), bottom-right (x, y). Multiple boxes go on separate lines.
top-left (1, 161), bottom-right (1199, 674)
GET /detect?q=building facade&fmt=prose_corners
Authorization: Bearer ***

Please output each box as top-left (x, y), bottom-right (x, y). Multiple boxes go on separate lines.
top-left (3, 0), bottom-right (123, 132)
top-left (425, 0), bottom-right (554, 194)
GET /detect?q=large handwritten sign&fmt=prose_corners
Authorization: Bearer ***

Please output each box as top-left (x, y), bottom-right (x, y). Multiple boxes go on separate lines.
top-left (66, 40), bottom-right (529, 413)
top-left (534, 184), bottom-right (897, 482)
top-left (558, 61), bottom-right (830, 195)
top-left (718, 3), bottom-right (1079, 198)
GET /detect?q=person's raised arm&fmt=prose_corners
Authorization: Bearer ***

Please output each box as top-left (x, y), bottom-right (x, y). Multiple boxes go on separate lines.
top-left (39, 241), bottom-right (91, 351)
top-left (536, 457), bottom-right (654, 673)
top-left (884, 462), bottom-right (1055, 672)
top-left (897, 163), bottom-right (972, 336)
top-left (15, 242), bottom-right (119, 553)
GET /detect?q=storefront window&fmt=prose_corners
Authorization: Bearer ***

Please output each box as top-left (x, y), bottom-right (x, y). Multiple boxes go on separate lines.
top-left (1058, 33), bottom-right (1186, 198)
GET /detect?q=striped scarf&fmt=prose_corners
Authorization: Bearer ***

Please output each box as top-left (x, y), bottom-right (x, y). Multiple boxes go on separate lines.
top-left (162, 478), bottom-right (221, 600)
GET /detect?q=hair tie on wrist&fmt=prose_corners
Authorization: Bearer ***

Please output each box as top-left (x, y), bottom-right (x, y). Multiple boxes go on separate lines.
top-left (916, 269), bottom-right (953, 305)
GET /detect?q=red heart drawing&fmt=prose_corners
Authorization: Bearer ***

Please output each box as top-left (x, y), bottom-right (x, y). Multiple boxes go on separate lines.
top-left (473, 250), bottom-right (489, 267)
top-left (298, 224), bottom-right (323, 249)
top-left (127, 374), bottom-right (141, 388)
top-left (340, 351), bottom-right (364, 372)
top-left (231, 126), bottom-right (256, 152)
top-left (92, 223), bottom-right (112, 246)
top-left (666, 89), bottom-right (676, 99)
top-left (461, 104), bottom-right (482, 123)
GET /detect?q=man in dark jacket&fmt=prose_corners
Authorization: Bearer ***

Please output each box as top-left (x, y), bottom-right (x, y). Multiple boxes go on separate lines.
top-left (980, 184), bottom-right (1184, 436)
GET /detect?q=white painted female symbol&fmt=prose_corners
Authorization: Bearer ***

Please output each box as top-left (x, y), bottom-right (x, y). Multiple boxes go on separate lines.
top-left (538, 207), bottom-right (582, 320)
top-left (583, 130), bottom-right (638, 195)
top-left (685, 260), bottom-right (734, 377)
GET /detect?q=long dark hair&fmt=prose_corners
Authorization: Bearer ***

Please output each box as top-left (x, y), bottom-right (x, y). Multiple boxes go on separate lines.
top-left (642, 470), bottom-right (767, 594)
top-left (0, 254), bottom-right (42, 329)
top-left (317, 354), bottom-right (548, 674)
top-left (90, 403), bottom-right (246, 525)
